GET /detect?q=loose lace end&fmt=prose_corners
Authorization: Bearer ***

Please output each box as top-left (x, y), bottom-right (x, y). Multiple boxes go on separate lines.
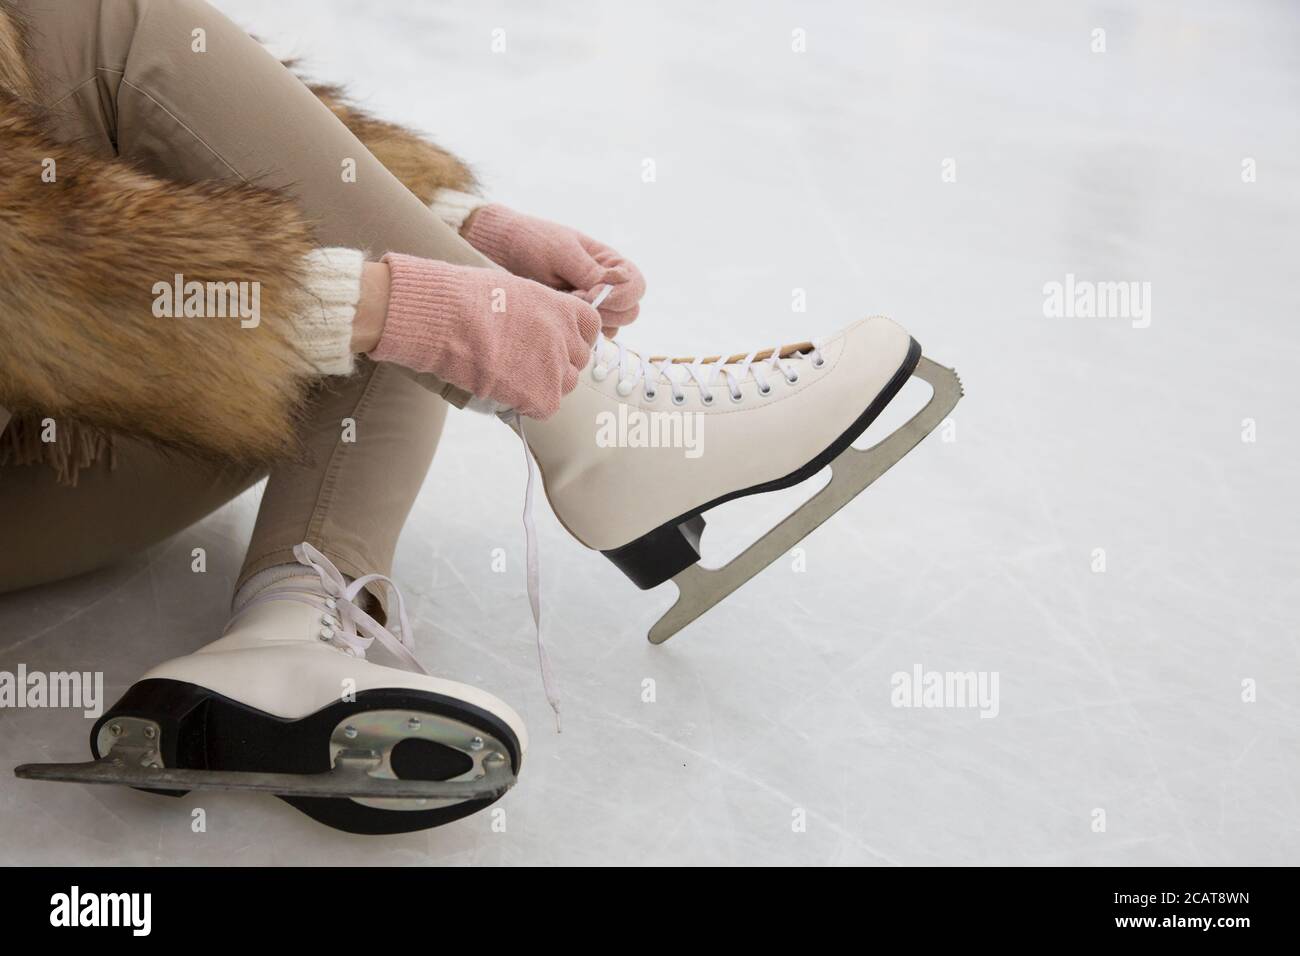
top-left (512, 410), bottom-right (564, 733)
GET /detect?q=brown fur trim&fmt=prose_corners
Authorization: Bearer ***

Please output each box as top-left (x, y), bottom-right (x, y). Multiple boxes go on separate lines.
top-left (0, 414), bottom-right (116, 485)
top-left (286, 61), bottom-right (479, 202)
top-left (0, 2), bottom-right (32, 97)
top-left (0, 92), bottom-right (321, 467)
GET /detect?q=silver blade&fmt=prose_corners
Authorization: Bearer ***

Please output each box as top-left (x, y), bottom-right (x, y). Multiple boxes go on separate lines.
top-left (14, 751), bottom-right (514, 801)
top-left (647, 355), bottom-right (963, 645)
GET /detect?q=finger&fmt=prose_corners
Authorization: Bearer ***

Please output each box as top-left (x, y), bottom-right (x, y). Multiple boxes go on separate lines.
top-left (589, 266), bottom-right (645, 314)
top-left (580, 238), bottom-right (638, 286)
top-left (561, 365), bottom-right (580, 396)
top-left (587, 284), bottom-right (615, 310)
top-left (598, 303), bottom-right (640, 329)
top-left (582, 241), bottom-right (628, 274)
top-left (614, 263), bottom-right (648, 309)
top-left (562, 304), bottom-right (598, 367)
top-left (575, 277), bottom-right (623, 309)
top-left (589, 244), bottom-right (619, 266)
top-left (602, 326), bottom-right (619, 339)
top-left (572, 299), bottom-right (601, 346)
top-left (565, 326), bottom-right (591, 369)
top-left (553, 240), bottom-right (608, 293)
top-left (598, 265), bottom-right (631, 286)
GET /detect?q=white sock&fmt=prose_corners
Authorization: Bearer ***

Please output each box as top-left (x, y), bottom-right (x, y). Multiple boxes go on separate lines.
top-left (232, 561), bottom-right (384, 620)
top-left (231, 564), bottom-right (319, 615)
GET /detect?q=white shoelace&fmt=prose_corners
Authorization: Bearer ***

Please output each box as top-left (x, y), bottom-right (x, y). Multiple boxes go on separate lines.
top-left (590, 337), bottom-right (824, 403)
top-left (495, 286), bottom-right (620, 735)
top-left (512, 408), bottom-right (561, 732)
top-left (227, 542), bottom-right (427, 675)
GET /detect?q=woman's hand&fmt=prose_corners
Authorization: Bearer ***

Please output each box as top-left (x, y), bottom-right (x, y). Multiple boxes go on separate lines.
top-left (462, 205), bottom-right (646, 337)
top-left (370, 254), bottom-right (600, 419)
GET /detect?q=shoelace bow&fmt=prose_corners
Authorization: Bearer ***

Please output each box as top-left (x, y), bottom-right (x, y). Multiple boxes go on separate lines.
top-left (226, 542), bottom-right (427, 676)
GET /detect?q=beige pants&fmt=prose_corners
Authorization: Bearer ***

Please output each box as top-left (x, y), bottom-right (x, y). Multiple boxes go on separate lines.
top-left (0, 0), bottom-right (494, 602)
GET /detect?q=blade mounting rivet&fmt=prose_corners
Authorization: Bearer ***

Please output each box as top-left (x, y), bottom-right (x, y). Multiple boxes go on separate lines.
top-left (143, 726), bottom-right (157, 740)
top-left (109, 723), bottom-right (123, 737)
top-left (485, 752), bottom-right (505, 767)
top-left (469, 736), bottom-right (484, 751)
top-left (407, 717), bottom-right (421, 730)
top-left (344, 725), bottom-right (358, 739)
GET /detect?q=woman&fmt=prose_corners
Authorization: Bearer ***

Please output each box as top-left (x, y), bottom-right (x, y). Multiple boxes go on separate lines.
top-left (1, 0), bottom-right (943, 834)
top-left (0, 0), bottom-right (650, 834)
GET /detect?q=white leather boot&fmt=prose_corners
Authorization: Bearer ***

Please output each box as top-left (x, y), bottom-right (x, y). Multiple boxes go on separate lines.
top-left (18, 544), bottom-right (526, 835)
top-left (517, 315), bottom-right (962, 643)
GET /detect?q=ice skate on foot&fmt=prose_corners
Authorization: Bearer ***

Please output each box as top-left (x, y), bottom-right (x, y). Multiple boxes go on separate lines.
top-left (518, 315), bottom-right (963, 644)
top-left (14, 544), bottom-right (527, 835)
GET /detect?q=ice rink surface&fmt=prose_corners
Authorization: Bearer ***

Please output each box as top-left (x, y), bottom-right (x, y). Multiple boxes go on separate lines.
top-left (2, 0), bottom-right (1297, 865)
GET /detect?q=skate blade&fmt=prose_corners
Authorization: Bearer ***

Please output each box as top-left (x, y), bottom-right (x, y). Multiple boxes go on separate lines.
top-left (647, 354), bottom-right (963, 645)
top-left (15, 710), bottom-right (517, 804)
top-left (14, 751), bottom-right (515, 802)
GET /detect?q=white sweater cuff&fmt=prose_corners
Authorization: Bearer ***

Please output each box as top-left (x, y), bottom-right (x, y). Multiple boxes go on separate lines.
top-left (297, 247), bottom-right (365, 376)
top-left (429, 188), bottom-right (489, 232)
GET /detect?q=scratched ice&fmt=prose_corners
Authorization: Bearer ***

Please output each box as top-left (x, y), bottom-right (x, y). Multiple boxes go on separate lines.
top-left (1, 0), bottom-right (1296, 865)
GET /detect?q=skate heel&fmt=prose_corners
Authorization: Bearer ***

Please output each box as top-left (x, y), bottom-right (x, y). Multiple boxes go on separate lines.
top-left (90, 679), bottom-right (215, 798)
top-left (603, 514), bottom-right (706, 589)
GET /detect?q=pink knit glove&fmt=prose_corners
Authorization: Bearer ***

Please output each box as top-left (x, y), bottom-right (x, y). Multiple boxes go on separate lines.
top-left (371, 253), bottom-right (600, 419)
top-left (462, 204), bottom-right (646, 336)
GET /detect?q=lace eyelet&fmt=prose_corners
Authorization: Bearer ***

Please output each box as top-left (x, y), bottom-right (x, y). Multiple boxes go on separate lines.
top-left (729, 390), bottom-right (744, 403)
top-left (644, 389), bottom-right (657, 402)
top-left (758, 384), bottom-right (772, 396)
top-left (812, 357), bottom-right (825, 369)
top-left (318, 627), bottom-right (333, 641)
top-left (615, 379), bottom-right (635, 397)
top-left (785, 371), bottom-right (800, 385)
top-left (591, 364), bottom-right (609, 382)
top-left (701, 391), bottom-right (714, 406)
top-left (671, 392), bottom-right (686, 406)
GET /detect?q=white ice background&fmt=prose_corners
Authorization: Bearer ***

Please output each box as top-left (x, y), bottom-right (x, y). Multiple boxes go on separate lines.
top-left (1, 0), bottom-right (1297, 865)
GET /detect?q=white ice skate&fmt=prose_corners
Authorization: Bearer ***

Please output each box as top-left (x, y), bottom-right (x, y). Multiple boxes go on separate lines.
top-left (519, 315), bottom-right (962, 643)
top-left (15, 544), bottom-right (527, 835)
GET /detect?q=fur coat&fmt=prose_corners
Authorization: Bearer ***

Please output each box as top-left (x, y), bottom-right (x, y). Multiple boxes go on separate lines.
top-left (0, 1), bottom-right (476, 482)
